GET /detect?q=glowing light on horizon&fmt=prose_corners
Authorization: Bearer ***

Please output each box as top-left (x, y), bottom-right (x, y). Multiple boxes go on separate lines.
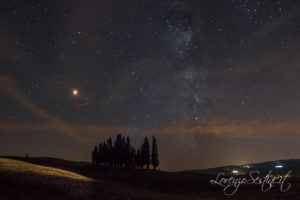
top-left (275, 164), bottom-right (283, 168)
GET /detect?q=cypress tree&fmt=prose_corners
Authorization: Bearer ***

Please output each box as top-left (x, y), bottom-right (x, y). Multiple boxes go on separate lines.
top-left (151, 136), bottom-right (159, 170)
top-left (115, 134), bottom-right (122, 167)
top-left (141, 137), bottom-right (150, 169)
top-left (102, 142), bottom-right (107, 166)
top-left (107, 137), bottom-right (113, 167)
top-left (126, 136), bottom-right (131, 167)
top-left (92, 146), bottom-right (97, 166)
top-left (121, 136), bottom-right (126, 167)
top-left (98, 143), bottom-right (103, 165)
top-left (130, 146), bottom-right (136, 168)
top-left (135, 149), bottom-right (141, 168)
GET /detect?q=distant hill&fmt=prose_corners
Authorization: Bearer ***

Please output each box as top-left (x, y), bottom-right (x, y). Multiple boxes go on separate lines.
top-left (183, 159), bottom-right (300, 176)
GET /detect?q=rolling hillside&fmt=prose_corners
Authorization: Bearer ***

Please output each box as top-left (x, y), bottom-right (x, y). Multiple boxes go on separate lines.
top-left (1, 157), bottom-right (300, 200)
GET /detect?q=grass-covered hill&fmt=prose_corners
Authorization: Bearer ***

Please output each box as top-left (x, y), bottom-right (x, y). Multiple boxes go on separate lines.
top-left (0, 156), bottom-right (300, 200)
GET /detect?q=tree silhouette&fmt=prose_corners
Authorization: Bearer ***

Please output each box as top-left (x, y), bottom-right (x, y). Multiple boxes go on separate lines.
top-left (121, 136), bottom-right (126, 167)
top-left (125, 136), bottom-right (131, 168)
top-left (151, 136), bottom-right (159, 170)
top-left (130, 146), bottom-right (136, 168)
top-left (141, 137), bottom-right (150, 169)
top-left (114, 134), bottom-right (122, 167)
top-left (107, 137), bottom-right (113, 167)
top-left (92, 146), bottom-right (97, 166)
top-left (91, 134), bottom-right (159, 170)
top-left (135, 149), bottom-right (142, 168)
top-left (102, 142), bottom-right (108, 166)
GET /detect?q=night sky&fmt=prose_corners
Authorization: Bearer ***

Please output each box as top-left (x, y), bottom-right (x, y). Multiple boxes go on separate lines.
top-left (0, 0), bottom-right (299, 171)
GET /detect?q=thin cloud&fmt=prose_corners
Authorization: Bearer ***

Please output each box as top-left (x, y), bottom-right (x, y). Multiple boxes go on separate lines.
top-left (0, 75), bottom-right (132, 143)
top-left (144, 116), bottom-right (300, 139)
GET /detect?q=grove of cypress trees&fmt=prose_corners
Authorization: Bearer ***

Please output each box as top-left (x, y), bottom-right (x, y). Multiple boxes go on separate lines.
top-left (91, 134), bottom-right (158, 170)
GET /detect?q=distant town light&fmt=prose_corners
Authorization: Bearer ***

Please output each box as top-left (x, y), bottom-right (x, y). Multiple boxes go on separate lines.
top-left (232, 170), bottom-right (239, 174)
top-left (275, 164), bottom-right (283, 168)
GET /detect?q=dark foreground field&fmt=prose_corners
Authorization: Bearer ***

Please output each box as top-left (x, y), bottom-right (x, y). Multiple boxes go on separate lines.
top-left (0, 156), bottom-right (299, 200)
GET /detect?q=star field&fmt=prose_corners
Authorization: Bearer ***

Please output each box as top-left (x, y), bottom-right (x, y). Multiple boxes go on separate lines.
top-left (0, 0), bottom-right (299, 171)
